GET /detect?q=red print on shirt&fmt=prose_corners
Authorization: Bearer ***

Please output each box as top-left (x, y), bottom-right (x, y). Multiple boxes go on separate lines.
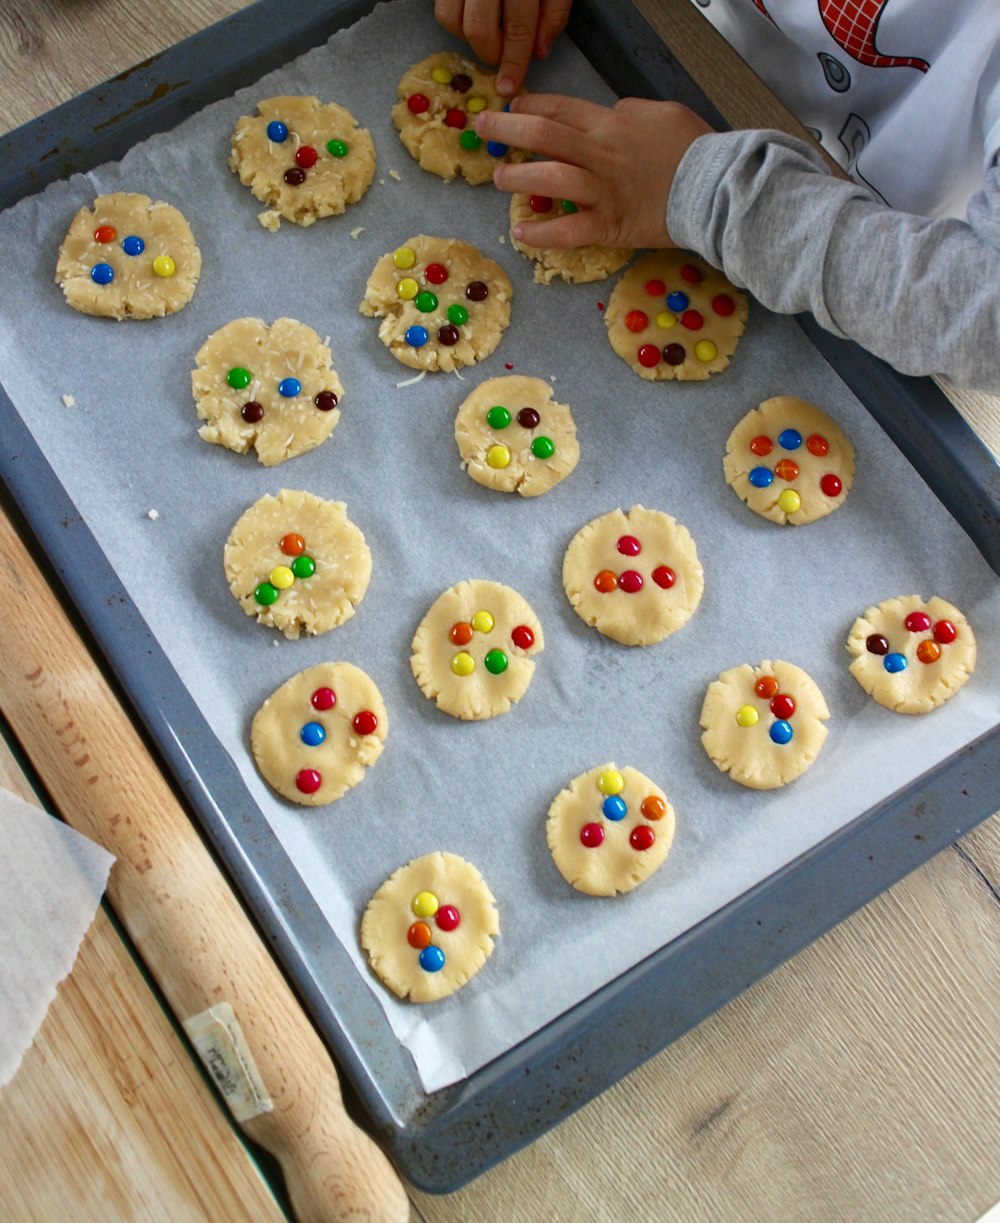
top-left (818, 0), bottom-right (929, 72)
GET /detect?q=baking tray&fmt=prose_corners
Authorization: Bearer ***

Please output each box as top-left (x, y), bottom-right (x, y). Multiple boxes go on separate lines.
top-left (2, 0), bottom-right (999, 1192)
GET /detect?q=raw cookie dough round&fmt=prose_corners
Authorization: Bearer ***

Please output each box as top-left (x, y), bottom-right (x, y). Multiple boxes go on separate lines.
top-left (700, 659), bottom-right (830, 790)
top-left (546, 764), bottom-right (676, 897)
top-left (846, 595), bottom-right (976, 714)
top-left (192, 317), bottom-right (344, 465)
top-left (605, 251), bottom-right (748, 380)
top-left (392, 52), bottom-right (529, 184)
top-left (251, 661), bottom-right (387, 806)
top-left (55, 193), bottom-right (201, 319)
top-left (724, 396), bottom-right (854, 525)
top-left (455, 375), bottom-right (580, 496)
top-left (224, 489), bottom-right (371, 639)
top-left (410, 578), bottom-right (544, 720)
top-left (360, 851), bottom-right (499, 1003)
top-left (510, 193), bottom-right (633, 284)
top-left (228, 95), bottom-right (376, 230)
top-left (360, 235), bottom-right (512, 372)
top-left (562, 506), bottom-right (704, 647)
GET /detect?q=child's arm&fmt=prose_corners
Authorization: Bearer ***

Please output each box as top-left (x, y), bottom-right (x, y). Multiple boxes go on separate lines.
top-left (477, 98), bottom-right (1000, 392)
top-left (434, 0), bottom-right (573, 95)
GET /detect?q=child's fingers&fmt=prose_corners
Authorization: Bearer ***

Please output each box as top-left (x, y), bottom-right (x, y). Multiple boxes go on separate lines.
top-left (535, 0), bottom-right (574, 58)
top-left (510, 209), bottom-right (605, 250)
top-left (475, 110), bottom-right (589, 165)
top-left (507, 91), bottom-right (611, 132)
top-left (456, 0), bottom-right (505, 66)
top-left (493, 160), bottom-right (596, 207)
top-left (434, 0), bottom-right (467, 39)
top-left (496, 0), bottom-right (542, 95)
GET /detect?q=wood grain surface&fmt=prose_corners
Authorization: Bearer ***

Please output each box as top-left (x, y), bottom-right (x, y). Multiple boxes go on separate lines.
top-left (2, 2), bottom-right (999, 1221)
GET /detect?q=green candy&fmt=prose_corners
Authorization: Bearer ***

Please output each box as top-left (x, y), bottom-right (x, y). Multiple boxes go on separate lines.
top-left (560, 200), bottom-right (578, 214)
top-left (415, 290), bottom-right (438, 313)
top-left (459, 130), bottom-right (482, 150)
top-left (326, 138), bottom-right (349, 157)
top-left (291, 555), bottom-right (316, 579)
top-left (447, 303), bottom-right (469, 326)
top-left (227, 366), bottom-right (252, 389)
top-left (254, 582), bottom-right (279, 606)
top-left (531, 436), bottom-right (555, 459)
top-left (484, 648), bottom-right (508, 675)
top-left (486, 405), bottom-right (511, 430)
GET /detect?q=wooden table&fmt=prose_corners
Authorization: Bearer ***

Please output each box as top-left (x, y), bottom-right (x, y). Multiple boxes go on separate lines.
top-left (2, 2), bottom-right (999, 1220)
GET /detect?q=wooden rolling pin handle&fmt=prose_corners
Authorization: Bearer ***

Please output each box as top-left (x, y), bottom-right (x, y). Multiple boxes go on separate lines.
top-left (0, 508), bottom-right (409, 1223)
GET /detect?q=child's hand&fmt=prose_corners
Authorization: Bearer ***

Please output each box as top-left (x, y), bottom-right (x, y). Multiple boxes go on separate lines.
top-left (434, 0), bottom-right (573, 96)
top-left (475, 94), bottom-right (714, 249)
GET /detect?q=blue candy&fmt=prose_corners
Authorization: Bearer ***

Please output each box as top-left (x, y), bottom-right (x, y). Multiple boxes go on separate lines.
top-left (884, 652), bottom-right (908, 673)
top-left (122, 235), bottom-right (145, 257)
top-left (405, 324), bottom-right (429, 348)
top-left (769, 720), bottom-right (793, 745)
top-left (666, 291), bottom-right (689, 312)
top-left (300, 721), bottom-right (326, 747)
top-left (749, 466), bottom-right (774, 488)
top-left (778, 428), bottom-right (802, 450)
top-left (90, 263), bottom-right (114, 285)
top-left (419, 945), bottom-right (446, 973)
top-left (602, 796), bottom-right (627, 822)
top-left (278, 377), bottom-right (301, 398)
top-left (486, 140), bottom-right (509, 157)
top-left (267, 120), bottom-right (288, 142)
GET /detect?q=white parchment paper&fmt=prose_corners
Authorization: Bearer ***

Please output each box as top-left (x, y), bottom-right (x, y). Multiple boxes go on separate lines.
top-left (0, 0), bottom-right (998, 1093)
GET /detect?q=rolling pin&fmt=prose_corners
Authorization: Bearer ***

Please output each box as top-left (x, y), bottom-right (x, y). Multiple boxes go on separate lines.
top-left (0, 505), bottom-right (409, 1223)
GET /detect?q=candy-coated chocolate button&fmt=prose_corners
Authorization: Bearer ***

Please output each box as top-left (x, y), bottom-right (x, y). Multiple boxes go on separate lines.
top-left (820, 474), bottom-right (842, 498)
top-left (327, 139), bottom-right (349, 157)
top-left (531, 436), bottom-right (555, 459)
top-left (511, 624), bottom-right (534, 649)
top-left (750, 435), bottom-right (773, 456)
top-left (694, 340), bottom-right (717, 362)
top-left (314, 390), bottom-right (338, 411)
top-left (406, 93), bottom-right (430, 114)
top-left (93, 225), bottom-right (117, 243)
top-left (866, 634), bottom-right (890, 655)
top-left (459, 130), bottom-right (482, 150)
top-left (466, 280), bottom-right (489, 300)
top-left (652, 566), bottom-right (675, 589)
top-left (933, 619), bottom-right (957, 644)
top-left (278, 377), bottom-right (301, 398)
top-left (560, 200), bottom-right (578, 213)
top-left (153, 254), bottom-right (176, 278)
top-left (405, 324), bottom-right (428, 347)
top-left (448, 303), bottom-right (469, 326)
top-left (397, 277), bottom-right (419, 300)
top-left (645, 279), bottom-right (667, 296)
top-left (466, 96), bottom-right (486, 112)
top-left (311, 686), bottom-right (336, 710)
top-left (917, 640), bottom-right (942, 664)
top-left (444, 107), bottom-right (466, 128)
top-left (484, 649), bottom-right (508, 674)
top-left (771, 693), bottom-right (795, 719)
top-left (295, 768), bottom-right (322, 794)
top-left (735, 704), bottom-right (759, 728)
top-left (471, 610), bottom-right (495, 633)
top-left (241, 401), bottom-right (264, 423)
top-left (486, 443), bottom-right (511, 469)
top-left (270, 565), bottom-right (294, 589)
top-left (300, 721), bottom-right (326, 747)
top-left (487, 141), bottom-right (509, 157)
top-left (769, 720), bottom-right (793, 745)
top-left (419, 946), bottom-right (446, 973)
top-left (353, 710), bottom-right (378, 736)
top-left (408, 921), bottom-right (431, 949)
top-left (254, 582), bottom-right (278, 606)
top-left (451, 650), bottom-right (475, 676)
top-left (437, 324), bottom-right (460, 345)
top-left (283, 167), bottom-right (306, 186)
top-left (487, 405), bottom-right (511, 429)
top-left (280, 533), bottom-right (306, 556)
top-left (267, 120), bottom-right (288, 142)
top-left (779, 429), bottom-right (802, 450)
top-left (598, 770), bottom-right (624, 796)
top-left (663, 343), bottom-right (686, 365)
top-left (807, 434), bottom-right (829, 456)
top-left (625, 310), bottom-right (649, 333)
top-left (431, 66), bottom-right (453, 83)
top-left (681, 310), bottom-right (704, 330)
top-left (425, 262), bottom-right (449, 284)
top-left (450, 621), bottom-right (473, 645)
top-left (122, 235), bottom-right (144, 256)
top-left (617, 535), bottom-right (641, 556)
top-left (529, 194), bottom-right (553, 213)
top-left (666, 291), bottom-right (688, 312)
top-left (394, 246), bottom-right (417, 269)
top-left (227, 367), bottom-right (252, 389)
top-left (712, 294), bottom-right (735, 316)
top-left (618, 570), bottom-right (643, 593)
top-left (630, 826), bottom-right (655, 851)
top-left (436, 905), bottom-right (461, 931)
top-left (580, 822), bottom-right (604, 848)
top-left (656, 311), bottom-right (677, 329)
top-left (602, 795), bottom-right (627, 821)
top-left (884, 652), bottom-right (907, 673)
top-left (641, 795), bottom-right (666, 821)
top-left (451, 73), bottom-right (473, 92)
top-left (291, 555), bottom-right (315, 579)
top-left (681, 264), bottom-right (703, 284)
top-left (749, 466), bottom-right (774, 488)
top-left (778, 489), bottom-right (802, 513)
top-left (775, 458), bottom-right (799, 481)
top-left (90, 263), bottom-right (114, 285)
top-left (517, 407), bottom-right (540, 429)
top-left (755, 675), bottom-right (779, 699)
top-left (295, 145), bottom-right (318, 168)
top-left (637, 343), bottom-right (660, 368)
top-left (905, 611), bottom-right (932, 633)
top-left (594, 570), bottom-right (618, 592)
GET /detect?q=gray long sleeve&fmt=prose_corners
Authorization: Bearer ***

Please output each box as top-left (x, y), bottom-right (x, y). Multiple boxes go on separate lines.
top-left (667, 129), bottom-right (1000, 392)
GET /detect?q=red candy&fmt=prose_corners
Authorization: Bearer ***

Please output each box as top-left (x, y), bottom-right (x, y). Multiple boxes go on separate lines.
top-left (637, 344), bottom-right (660, 368)
top-left (618, 570), bottom-right (643, 593)
top-left (644, 279), bottom-right (666, 296)
top-left (905, 611), bottom-right (932, 633)
top-left (407, 93), bottom-right (430, 114)
top-left (807, 434), bottom-right (829, 457)
top-left (711, 294), bottom-right (735, 316)
top-left (750, 435), bottom-right (773, 456)
top-left (444, 107), bottom-right (466, 129)
top-left (652, 565), bottom-right (675, 589)
top-left (580, 822), bottom-right (605, 848)
top-left (353, 710), bottom-right (378, 736)
top-left (681, 264), bottom-right (703, 284)
top-left (594, 570), bottom-right (618, 593)
top-left (625, 310), bottom-right (649, 333)
top-left (295, 768), bottom-right (322, 795)
top-left (511, 624), bottom-right (535, 649)
top-left (820, 473), bottom-right (843, 497)
top-left (311, 687), bottom-right (336, 710)
top-left (771, 693), bottom-right (796, 719)
top-left (629, 826), bottom-right (655, 851)
top-left (529, 194), bottom-right (553, 213)
top-left (616, 534), bottom-right (641, 557)
top-left (681, 310), bottom-right (704, 330)
top-left (295, 145), bottom-right (318, 168)
top-left (775, 458), bottom-right (799, 482)
top-left (425, 262), bottom-right (449, 284)
top-left (435, 905), bottom-right (461, 931)
top-left (933, 619), bottom-right (957, 644)
top-left (93, 225), bottom-right (117, 244)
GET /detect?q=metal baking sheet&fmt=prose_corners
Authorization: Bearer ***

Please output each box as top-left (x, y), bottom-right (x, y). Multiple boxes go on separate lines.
top-left (2, 0), bottom-right (999, 1191)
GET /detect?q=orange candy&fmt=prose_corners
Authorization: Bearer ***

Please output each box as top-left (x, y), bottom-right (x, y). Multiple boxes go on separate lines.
top-left (806, 433), bottom-right (829, 456)
top-left (280, 532), bottom-right (305, 556)
top-left (449, 621), bottom-right (473, 645)
top-left (641, 795), bottom-right (666, 821)
top-left (755, 675), bottom-right (779, 699)
top-left (775, 458), bottom-right (800, 482)
top-left (917, 640), bottom-right (942, 664)
top-left (407, 922), bottom-right (432, 949)
top-left (93, 225), bottom-right (117, 243)
top-left (750, 435), bottom-right (773, 456)
top-left (594, 569), bottom-right (618, 593)
top-left (625, 309), bottom-right (649, 333)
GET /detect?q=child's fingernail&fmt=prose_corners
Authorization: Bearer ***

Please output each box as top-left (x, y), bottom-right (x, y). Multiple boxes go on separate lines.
top-left (512, 223), bottom-right (523, 240)
top-left (496, 75), bottom-right (515, 96)
top-left (539, 40), bottom-right (552, 59)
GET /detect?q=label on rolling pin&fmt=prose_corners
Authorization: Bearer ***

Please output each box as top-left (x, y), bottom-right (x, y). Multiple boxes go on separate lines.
top-left (183, 1002), bottom-right (274, 1122)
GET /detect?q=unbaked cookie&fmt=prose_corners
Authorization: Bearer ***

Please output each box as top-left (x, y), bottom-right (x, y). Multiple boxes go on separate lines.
top-left (228, 95), bottom-right (376, 230)
top-left (410, 578), bottom-right (543, 720)
top-left (192, 317), bottom-right (344, 465)
top-left (725, 397), bottom-right (854, 525)
top-left (251, 662), bottom-right (386, 806)
top-left (562, 506), bottom-right (704, 647)
top-left (846, 595), bottom-right (976, 714)
top-left (360, 235), bottom-right (512, 372)
top-left (605, 251), bottom-right (748, 380)
top-left (700, 660), bottom-right (830, 790)
top-left (223, 489), bottom-right (371, 639)
top-left (510, 193), bottom-right (633, 284)
top-left (55, 193), bottom-right (201, 319)
top-left (455, 375), bottom-right (580, 496)
top-left (546, 764), bottom-right (676, 897)
top-left (392, 52), bottom-right (529, 184)
top-left (360, 851), bottom-right (499, 1003)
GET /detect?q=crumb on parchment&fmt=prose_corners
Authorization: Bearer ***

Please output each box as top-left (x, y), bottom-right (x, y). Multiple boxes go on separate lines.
top-left (146, 509), bottom-right (159, 521)
top-left (61, 394), bottom-right (76, 407)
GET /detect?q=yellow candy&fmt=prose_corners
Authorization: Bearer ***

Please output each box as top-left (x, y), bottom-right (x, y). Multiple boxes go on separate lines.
top-left (471, 610), bottom-right (494, 634)
top-left (486, 443), bottom-right (510, 469)
top-left (735, 704), bottom-right (759, 728)
top-left (431, 66), bottom-right (453, 83)
top-left (412, 890), bottom-right (440, 917)
top-left (152, 254), bottom-right (175, 278)
top-left (451, 651), bottom-right (475, 676)
top-left (778, 489), bottom-right (802, 513)
top-left (467, 96), bottom-right (487, 113)
top-left (394, 246), bottom-right (416, 269)
top-left (694, 339), bottom-right (717, 362)
top-left (598, 769), bottom-right (624, 796)
top-left (397, 277), bottom-right (419, 300)
top-left (656, 311), bottom-right (677, 330)
top-left (269, 565), bottom-right (295, 590)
